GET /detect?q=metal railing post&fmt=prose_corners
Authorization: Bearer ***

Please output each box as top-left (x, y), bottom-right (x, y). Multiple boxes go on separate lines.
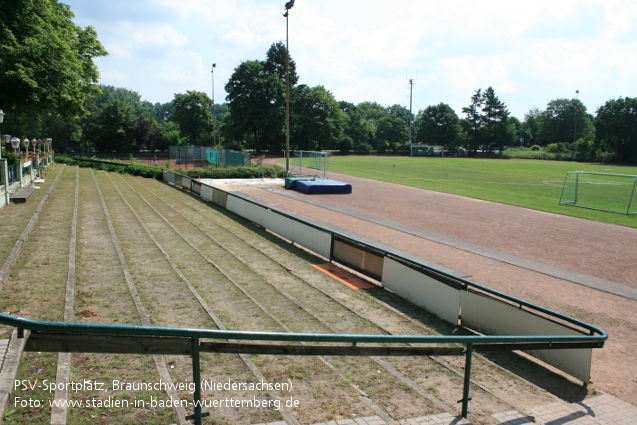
top-left (192, 337), bottom-right (202, 425)
top-left (461, 342), bottom-right (473, 418)
top-left (627, 178), bottom-right (637, 215)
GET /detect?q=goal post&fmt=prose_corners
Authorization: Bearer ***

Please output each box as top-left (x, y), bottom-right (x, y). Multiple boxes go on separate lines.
top-left (559, 171), bottom-right (637, 215)
top-left (410, 144), bottom-right (444, 157)
top-left (292, 150), bottom-right (329, 178)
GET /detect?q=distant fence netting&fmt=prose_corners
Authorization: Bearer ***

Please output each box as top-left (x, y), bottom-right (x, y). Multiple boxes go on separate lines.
top-left (169, 146), bottom-right (251, 168)
top-left (560, 171), bottom-right (637, 215)
top-left (292, 150), bottom-right (329, 178)
top-left (411, 144), bottom-right (444, 157)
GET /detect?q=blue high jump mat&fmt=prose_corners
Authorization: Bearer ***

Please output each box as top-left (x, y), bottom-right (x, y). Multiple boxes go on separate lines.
top-left (291, 178), bottom-right (352, 194)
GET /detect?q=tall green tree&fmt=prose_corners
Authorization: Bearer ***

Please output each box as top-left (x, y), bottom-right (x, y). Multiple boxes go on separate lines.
top-left (339, 101), bottom-right (374, 153)
top-left (92, 100), bottom-right (136, 152)
top-left (225, 42), bottom-right (297, 153)
top-left (462, 87), bottom-right (511, 153)
top-left (0, 0), bottom-right (107, 117)
top-left (173, 91), bottom-right (214, 145)
top-left (225, 60), bottom-right (283, 153)
top-left (264, 41), bottom-right (299, 86)
top-left (595, 97), bottom-right (637, 164)
top-left (415, 103), bottom-right (462, 151)
top-left (521, 107), bottom-right (543, 146)
top-left (462, 89), bottom-right (484, 152)
top-left (481, 87), bottom-right (512, 152)
top-left (538, 98), bottom-right (594, 146)
top-left (290, 85), bottom-right (343, 151)
top-left (356, 101), bottom-right (388, 149)
top-left (376, 114), bottom-right (409, 153)
top-left (357, 101), bottom-right (387, 121)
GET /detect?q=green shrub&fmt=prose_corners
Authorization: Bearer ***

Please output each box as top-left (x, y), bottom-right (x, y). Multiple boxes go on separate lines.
top-left (55, 155), bottom-right (287, 181)
top-left (181, 164), bottom-right (286, 179)
top-left (55, 156), bottom-right (163, 179)
top-left (530, 145), bottom-right (541, 151)
top-left (4, 152), bottom-right (20, 166)
top-left (545, 142), bottom-right (569, 153)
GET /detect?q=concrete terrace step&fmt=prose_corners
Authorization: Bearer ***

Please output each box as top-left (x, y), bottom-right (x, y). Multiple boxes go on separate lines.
top-left (0, 340), bottom-right (8, 370)
top-left (10, 186), bottom-right (36, 203)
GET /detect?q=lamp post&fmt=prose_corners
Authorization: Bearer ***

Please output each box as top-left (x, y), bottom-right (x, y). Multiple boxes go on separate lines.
top-left (211, 63), bottom-right (217, 146)
top-left (10, 137), bottom-right (20, 153)
top-left (23, 138), bottom-right (29, 155)
top-left (46, 138), bottom-right (52, 163)
top-left (31, 138), bottom-right (37, 155)
top-left (284, 0), bottom-right (295, 177)
top-left (1, 135), bottom-right (9, 160)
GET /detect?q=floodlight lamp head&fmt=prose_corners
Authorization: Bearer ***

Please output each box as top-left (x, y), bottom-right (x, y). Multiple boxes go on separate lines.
top-left (285, 0), bottom-right (295, 10)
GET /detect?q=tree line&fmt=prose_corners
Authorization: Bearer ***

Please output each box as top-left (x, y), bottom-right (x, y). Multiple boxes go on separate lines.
top-left (2, 1), bottom-right (636, 164)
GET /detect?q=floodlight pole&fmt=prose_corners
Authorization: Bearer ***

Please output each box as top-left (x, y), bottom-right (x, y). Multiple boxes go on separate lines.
top-left (408, 79), bottom-right (414, 157)
top-left (573, 90), bottom-right (579, 145)
top-left (284, 1), bottom-right (294, 176)
top-left (211, 63), bottom-right (217, 146)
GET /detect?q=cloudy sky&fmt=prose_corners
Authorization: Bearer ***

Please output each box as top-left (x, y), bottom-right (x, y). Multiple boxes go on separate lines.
top-left (63, 0), bottom-right (637, 119)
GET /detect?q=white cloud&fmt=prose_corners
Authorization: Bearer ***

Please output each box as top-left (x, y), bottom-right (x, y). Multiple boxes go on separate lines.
top-left (97, 67), bottom-right (130, 85)
top-left (63, 0), bottom-right (637, 117)
top-left (105, 22), bottom-right (189, 58)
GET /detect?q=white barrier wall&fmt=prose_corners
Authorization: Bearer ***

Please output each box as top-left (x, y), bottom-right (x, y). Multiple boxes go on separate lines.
top-left (265, 211), bottom-right (332, 259)
top-left (332, 240), bottom-right (383, 279)
top-left (164, 174), bottom-right (598, 384)
top-left (226, 194), bottom-right (268, 228)
top-left (163, 171), bottom-right (174, 184)
top-left (382, 258), bottom-right (461, 325)
top-left (460, 291), bottom-right (592, 383)
top-left (200, 185), bottom-right (214, 202)
top-left (212, 190), bottom-right (228, 208)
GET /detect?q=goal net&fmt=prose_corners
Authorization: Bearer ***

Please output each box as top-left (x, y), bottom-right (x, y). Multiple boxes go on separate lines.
top-left (559, 171), bottom-right (637, 215)
top-left (292, 150), bottom-right (329, 178)
top-left (410, 144), bottom-right (444, 157)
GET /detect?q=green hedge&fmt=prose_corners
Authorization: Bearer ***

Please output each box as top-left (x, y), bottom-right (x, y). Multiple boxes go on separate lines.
top-left (55, 156), bottom-right (286, 180)
top-left (177, 165), bottom-right (286, 179)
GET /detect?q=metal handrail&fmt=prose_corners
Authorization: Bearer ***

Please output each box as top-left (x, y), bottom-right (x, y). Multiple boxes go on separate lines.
top-left (0, 312), bottom-right (607, 344)
top-left (0, 312), bottom-right (606, 424)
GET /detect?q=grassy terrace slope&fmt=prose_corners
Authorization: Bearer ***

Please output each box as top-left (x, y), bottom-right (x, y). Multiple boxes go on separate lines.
top-left (321, 157), bottom-right (637, 228)
top-left (2, 164), bottom-right (570, 424)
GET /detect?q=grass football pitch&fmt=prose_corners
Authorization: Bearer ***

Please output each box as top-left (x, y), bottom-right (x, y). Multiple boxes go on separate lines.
top-left (321, 157), bottom-right (637, 228)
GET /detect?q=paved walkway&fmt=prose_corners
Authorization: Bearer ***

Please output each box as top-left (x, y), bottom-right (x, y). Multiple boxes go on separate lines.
top-left (252, 394), bottom-right (637, 425)
top-left (261, 187), bottom-right (637, 301)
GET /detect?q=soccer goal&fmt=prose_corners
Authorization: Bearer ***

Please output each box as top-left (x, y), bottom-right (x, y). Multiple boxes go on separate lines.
top-left (292, 150), bottom-right (329, 178)
top-left (559, 171), bottom-right (637, 215)
top-left (410, 144), bottom-right (444, 157)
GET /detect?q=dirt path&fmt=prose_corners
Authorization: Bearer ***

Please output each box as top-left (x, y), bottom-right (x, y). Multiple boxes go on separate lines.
top-left (232, 164), bottom-right (637, 406)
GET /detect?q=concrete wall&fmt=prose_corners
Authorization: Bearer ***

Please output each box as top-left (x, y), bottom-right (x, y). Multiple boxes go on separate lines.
top-left (460, 291), bottom-right (592, 383)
